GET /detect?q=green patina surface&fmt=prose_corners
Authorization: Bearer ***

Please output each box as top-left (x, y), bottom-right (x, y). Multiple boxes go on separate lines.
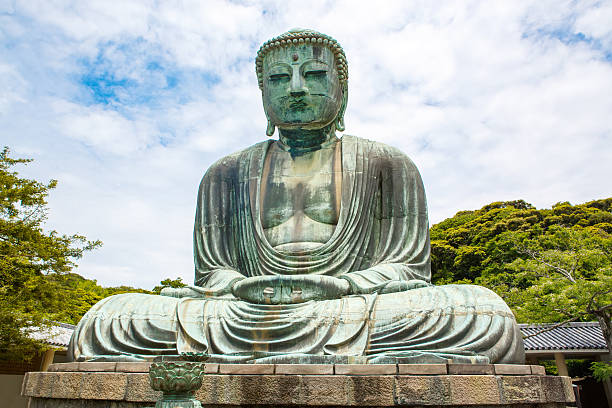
top-left (148, 359), bottom-right (205, 408)
top-left (68, 29), bottom-right (525, 365)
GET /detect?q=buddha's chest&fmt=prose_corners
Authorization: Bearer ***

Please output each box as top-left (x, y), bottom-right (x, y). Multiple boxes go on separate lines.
top-left (260, 143), bottom-right (341, 248)
top-left (261, 170), bottom-right (339, 227)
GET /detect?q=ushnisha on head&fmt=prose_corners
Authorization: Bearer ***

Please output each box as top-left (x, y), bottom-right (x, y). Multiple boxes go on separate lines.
top-left (256, 29), bottom-right (349, 136)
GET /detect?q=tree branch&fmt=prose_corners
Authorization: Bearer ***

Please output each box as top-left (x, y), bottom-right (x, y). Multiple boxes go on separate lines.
top-left (522, 303), bottom-right (612, 340)
top-left (587, 290), bottom-right (612, 314)
top-left (518, 247), bottom-right (577, 283)
top-left (522, 314), bottom-right (586, 339)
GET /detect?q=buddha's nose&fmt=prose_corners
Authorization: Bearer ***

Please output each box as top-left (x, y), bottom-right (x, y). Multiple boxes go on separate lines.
top-left (290, 70), bottom-right (307, 97)
top-left (290, 88), bottom-right (307, 97)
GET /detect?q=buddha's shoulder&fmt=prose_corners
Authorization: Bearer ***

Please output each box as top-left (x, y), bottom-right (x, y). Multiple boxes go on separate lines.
top-left (341, 135), bottom-right (418, 169)
top-left (201, 140), bottom-right (270, 179)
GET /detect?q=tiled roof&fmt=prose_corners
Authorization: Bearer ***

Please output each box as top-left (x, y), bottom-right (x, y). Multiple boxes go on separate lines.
top-left (519, 322), bottom-right (608, 351)
top-left (28, 322), bottom-right (75, 347)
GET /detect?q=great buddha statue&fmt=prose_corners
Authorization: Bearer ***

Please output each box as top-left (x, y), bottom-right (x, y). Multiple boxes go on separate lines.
top-left (69, 29), bottom-right (525, 364)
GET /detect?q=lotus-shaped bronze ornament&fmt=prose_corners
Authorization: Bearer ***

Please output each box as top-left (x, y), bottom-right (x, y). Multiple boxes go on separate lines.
top-left (148, 357), bottom-right (208, 408)
top-left (149, 361), bottom-right (204, 394)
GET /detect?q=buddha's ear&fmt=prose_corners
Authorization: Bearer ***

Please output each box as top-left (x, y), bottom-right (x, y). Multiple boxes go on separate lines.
top-left (266, 116), bottom-right (276, 137)
top-left (335, 84), bottom-right (348, 132)
top-left (263, 96), bottom-right (276, 136)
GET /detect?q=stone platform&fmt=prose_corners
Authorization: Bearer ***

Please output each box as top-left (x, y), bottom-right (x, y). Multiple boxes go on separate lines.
top-left (22, 362), bottom-right (574, 407)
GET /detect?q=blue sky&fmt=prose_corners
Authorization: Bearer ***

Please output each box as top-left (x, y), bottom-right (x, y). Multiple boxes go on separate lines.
top-left (1, 0), bottom-right (611, 289)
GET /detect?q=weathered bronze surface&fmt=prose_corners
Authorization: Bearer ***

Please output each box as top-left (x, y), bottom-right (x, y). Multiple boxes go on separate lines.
top-left (149, 361), bottom-right (203, 408)
top-left (68, 29), bottom-right (525, 364)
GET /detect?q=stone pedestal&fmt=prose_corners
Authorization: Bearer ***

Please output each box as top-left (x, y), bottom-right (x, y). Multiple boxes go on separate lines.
top-left (22, 362), bottom-right (574, 407)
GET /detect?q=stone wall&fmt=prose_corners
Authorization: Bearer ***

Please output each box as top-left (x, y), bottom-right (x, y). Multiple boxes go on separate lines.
top-left (22, 363), bottom-right (575, 407)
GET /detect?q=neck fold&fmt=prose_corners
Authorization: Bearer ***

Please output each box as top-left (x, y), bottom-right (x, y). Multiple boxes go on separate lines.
top-left (278, 125), bottom-right (336, 156)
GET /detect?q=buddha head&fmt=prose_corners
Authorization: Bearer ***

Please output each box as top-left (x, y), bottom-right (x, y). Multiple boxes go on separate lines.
top-left (256, 29), bottom-right (349, 136)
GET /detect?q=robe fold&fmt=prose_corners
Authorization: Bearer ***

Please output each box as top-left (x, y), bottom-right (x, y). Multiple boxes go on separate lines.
top-left (194, 135), bottom-right (430, 290)
top-left (69, 136), bottom-right (525, 364)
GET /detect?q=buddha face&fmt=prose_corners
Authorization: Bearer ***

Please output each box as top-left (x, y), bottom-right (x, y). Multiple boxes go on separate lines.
top-left (262, 44), bottom-right (343, 130)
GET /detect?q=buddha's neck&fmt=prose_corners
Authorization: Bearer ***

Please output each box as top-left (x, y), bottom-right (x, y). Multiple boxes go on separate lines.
top-left (278, 125), bottom-right (335, 157)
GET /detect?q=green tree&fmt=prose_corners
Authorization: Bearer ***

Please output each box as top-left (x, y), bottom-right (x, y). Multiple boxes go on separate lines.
top-left (591, 361), bottom-right (612, 382)
top-left (430, 198), bottom-right (612, 379)
top-left (0, 147), bottom-right (102, 361)
top-left (494, 226), bottom-right (611, 356)
top-left (152, 277), bottom-right (187, 294)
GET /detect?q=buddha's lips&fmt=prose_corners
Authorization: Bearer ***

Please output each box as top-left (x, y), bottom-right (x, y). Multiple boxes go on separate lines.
top-left (288, 100), bottom-right (308, 110)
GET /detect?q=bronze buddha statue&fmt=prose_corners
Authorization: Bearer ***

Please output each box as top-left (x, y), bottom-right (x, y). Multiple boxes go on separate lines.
top-left (69, 29), bottom-right (524, 365)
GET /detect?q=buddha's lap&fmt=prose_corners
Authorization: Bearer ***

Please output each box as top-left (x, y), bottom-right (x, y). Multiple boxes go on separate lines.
top-left (80, 283), bottom-right (514, 330)
top-left (70, 284), bottom-right (523, 363)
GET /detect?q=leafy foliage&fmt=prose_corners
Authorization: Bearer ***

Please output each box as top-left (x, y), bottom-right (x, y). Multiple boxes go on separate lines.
top-left (431, 198), bottom-right (612, 379)
top-left (152, 277), bottom-right (187, 295)
top-left (591, 361), bottom-right (612, 382)
top-left (431, 198), bottom-right (611, 318)
top-left (0, 147), bottom-right (149, 361)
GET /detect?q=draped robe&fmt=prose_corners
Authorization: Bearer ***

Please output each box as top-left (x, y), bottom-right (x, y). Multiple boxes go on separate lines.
top-left (69, 136), bottom-right (525, 364)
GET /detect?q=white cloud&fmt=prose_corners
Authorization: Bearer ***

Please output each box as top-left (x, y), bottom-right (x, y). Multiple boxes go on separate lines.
top-left (1, 0), bottom-right (611, 289)
top-left (52, 100), bottom-right (157, 155)
top-left (0, 63), bottom-right (27, 112)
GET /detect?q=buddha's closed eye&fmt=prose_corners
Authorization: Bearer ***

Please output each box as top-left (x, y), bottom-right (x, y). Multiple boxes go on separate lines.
top-left (269, 73), bottom-right (290, 82)
top-left (304, 70), bottom-right (327, 79)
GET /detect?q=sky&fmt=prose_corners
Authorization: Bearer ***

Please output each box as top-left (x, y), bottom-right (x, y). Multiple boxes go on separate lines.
top-left (1, 0), bottom-right (611, 289)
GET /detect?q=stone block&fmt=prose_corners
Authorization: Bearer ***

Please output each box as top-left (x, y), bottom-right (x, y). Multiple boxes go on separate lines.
top-left (275, 364), bottom-right (333, 375)
top-left (499, 375), bottom-right (542, 403)
top-left (448, 363), bottom-right (494, 375)
top-left (26, 372), bottom-right (54, 398)
top-left (560, 376), bottom-right (576, 403)
top-left (50, 372), bottom-right (83, 399)
top-left (20, 372), bottom-right (28, 396)
top-left (334, 364), bottom-right (396, 375)
top-left (395, 376), bottom-right (451, 405)
top-left (80, 372), bottom-right (127, 400)
top-left (115, 362), bottom-right (151, 373)
top-left (125, 373), bottom-right (160, 402)
top-left (398, 363), bottom-right (447, 375)
top-left (449, 375), bottom-right (501, 405)
top-left (218, 363), bottom-right (274, 374)
top-left (203, 363), bottom-right (219, 374)
top-left (50, 362), bottom-right (80, 372)
top-left (346, 375), bottom-right (394, 406)
top-left (197, 375), bottom-right (301, 406)
top-left (494, 364), bottom-right (532, 375)
top-left (300, 375), bottom-right (350, 406)
top-left (197, 374), bottom-right (235, 404)
top-left (241, 375), bottom-right (301, 405)
top-left (78, 362), bottom-right (117, 372)
top-left (540, 376), bottom-right (570, 403)
top-left (531, 364), bottom-right (546, 375)
top-left (21, 372), bottom-right (34, 397)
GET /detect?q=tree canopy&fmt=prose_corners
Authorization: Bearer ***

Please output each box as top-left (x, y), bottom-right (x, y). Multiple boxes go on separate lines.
top-left (0, 147), bottom-right (148, 361)
top-left (431, 198), bottom-right (612, 355)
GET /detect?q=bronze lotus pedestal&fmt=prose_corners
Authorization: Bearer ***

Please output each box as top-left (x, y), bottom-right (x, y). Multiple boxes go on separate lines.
top-left (148, 361), bottom-right (204, 408)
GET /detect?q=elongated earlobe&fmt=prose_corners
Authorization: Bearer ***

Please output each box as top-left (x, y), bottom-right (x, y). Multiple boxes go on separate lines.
top-left (266, 119), bottom-right (275, 136)
top-left (335, 116), bottom-right (345, 132)
top-left (335, 86), bottom-right (348, 132)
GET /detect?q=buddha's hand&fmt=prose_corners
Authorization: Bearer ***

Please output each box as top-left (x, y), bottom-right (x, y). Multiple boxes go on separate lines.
top-left (377, 279), bottom-right (430, 294)
top-left (232, 275), bottom-right (351, 304)
top-left (160, 284), bottom-right (235, 298)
